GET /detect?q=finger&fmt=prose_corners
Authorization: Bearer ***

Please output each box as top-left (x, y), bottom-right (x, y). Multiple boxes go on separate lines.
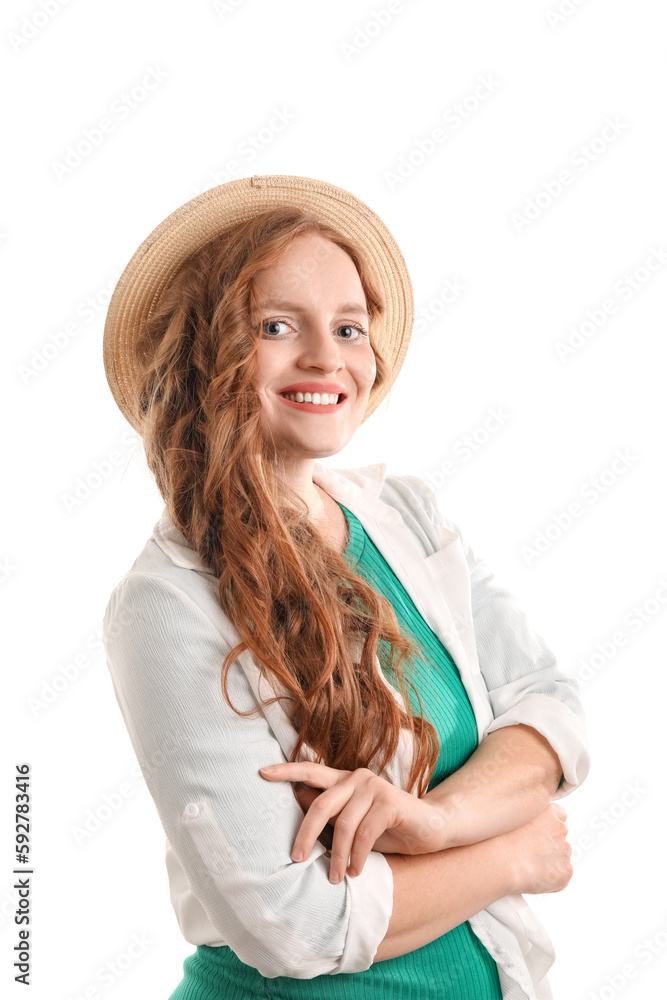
top-left (259, 762), bottom-right (338, 787)
top-left (293, 782), bottom-right (322, 813)
top-left (345, 802), bottom-right (395, 879)
top-left (291, 784), bottom-right (352, 864)
top-left (327, 792), bottom-right (386, 883)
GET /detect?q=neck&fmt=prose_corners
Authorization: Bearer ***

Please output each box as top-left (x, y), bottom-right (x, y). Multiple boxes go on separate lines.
top-left (273, 455), bottom-right (324, 520)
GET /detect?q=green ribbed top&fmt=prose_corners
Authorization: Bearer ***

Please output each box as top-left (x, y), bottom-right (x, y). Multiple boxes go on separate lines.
top-left (168, 502), bottom-right (503, 1000)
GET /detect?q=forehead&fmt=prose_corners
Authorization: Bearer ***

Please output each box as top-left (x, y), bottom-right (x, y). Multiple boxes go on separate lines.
top-left (267, 232), bottom-right (351, 271)
top-left (254, 234), bottom-right (365, 300)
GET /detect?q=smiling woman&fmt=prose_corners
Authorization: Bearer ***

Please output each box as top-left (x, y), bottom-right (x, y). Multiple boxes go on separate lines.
top-left (102, 174), bottom-right (589, 1000)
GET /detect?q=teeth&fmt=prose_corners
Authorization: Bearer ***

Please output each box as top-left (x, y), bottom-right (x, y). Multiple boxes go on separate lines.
top-left (280, 391), bottom-right (341, 405)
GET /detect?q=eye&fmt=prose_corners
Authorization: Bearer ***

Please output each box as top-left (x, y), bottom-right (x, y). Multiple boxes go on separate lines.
top-left (260, 319), bottom-right (369, 342)
top-left (337, 323), bottom-right (368, 341)
top-left (262, 319), bottom-right (292, 338)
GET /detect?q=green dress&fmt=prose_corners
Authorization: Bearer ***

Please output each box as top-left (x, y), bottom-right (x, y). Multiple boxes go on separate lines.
top-left (168, 502), bottom-right (503, 999)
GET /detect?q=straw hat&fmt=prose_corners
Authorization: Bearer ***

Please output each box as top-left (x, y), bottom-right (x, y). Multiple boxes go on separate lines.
top-left (103, 174), bottom-right (414, 434)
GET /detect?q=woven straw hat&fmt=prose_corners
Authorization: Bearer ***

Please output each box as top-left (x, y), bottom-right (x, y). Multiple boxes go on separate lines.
top-left (103, 174), bottom-right (414, 434)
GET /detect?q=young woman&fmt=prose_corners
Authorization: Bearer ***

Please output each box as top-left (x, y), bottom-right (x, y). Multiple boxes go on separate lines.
top-left (102, 174), bottom-right (590, 999)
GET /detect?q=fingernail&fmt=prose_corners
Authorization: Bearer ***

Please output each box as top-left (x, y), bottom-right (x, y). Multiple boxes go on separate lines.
top-left (291, 849), bottom-right (303, 862)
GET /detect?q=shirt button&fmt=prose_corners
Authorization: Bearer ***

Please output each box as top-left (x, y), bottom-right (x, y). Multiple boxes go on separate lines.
top-left (184, 803), bottom-right (199, 817)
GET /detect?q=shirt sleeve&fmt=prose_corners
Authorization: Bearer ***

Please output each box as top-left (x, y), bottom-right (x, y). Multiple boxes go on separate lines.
top-left (102, 570), bottom-right (394, 978)
top-left (402, 476), bottom-right (591, 801)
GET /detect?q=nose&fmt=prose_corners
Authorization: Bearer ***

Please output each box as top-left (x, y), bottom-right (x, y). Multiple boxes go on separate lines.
top-left (297, 321), bottom-right (345, 374)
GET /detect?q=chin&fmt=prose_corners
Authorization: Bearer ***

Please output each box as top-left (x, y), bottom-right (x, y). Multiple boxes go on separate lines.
top-left (284, 435), bottom-right (349, 458)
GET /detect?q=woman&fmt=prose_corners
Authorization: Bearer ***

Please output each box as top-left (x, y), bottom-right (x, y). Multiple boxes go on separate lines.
top-left (102, 174), bottom-right (590, 999)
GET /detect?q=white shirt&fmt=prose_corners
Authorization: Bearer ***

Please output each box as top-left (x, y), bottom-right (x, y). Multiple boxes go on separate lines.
top-left (102, 461), bottom-right (590, 999)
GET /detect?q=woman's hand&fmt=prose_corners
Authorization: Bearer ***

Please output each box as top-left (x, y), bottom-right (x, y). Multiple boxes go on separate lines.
top-left (259, 761), bottom-right (449, 883)
top-left (499, 801), bottom-right (573, 895)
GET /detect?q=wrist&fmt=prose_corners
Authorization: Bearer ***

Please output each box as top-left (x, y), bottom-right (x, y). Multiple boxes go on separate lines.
top-left (426, 791), bottom-right (466, 851)
top-left (488, 828), bottom-right (523, 896)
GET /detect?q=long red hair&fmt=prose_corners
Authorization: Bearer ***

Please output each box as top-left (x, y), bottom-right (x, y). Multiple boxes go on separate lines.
top-left (134, 207), bottom-right (440, 797)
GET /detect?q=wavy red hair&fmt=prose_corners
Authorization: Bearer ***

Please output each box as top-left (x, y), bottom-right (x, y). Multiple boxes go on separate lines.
top-left (134, 207), bottom-right (440, 797)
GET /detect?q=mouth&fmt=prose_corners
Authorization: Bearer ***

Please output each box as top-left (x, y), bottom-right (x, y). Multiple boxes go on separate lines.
top-left (277, 390), bottom-right (348, 413)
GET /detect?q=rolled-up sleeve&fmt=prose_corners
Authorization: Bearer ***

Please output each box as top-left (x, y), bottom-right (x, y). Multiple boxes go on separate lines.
top-left (102, 571), bottom-right (394, 977)
top-left (404, 476), bottom-right (591, 801)
top-left (465, 551), bottom-right (590, 799)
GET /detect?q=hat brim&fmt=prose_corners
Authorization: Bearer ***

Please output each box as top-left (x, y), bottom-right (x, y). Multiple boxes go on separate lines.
top-left (103, 174), bottom-right (414, 434)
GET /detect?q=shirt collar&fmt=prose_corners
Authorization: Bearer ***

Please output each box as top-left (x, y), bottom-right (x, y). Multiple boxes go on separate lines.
top-left (151, 460), bottom-right (393, 572)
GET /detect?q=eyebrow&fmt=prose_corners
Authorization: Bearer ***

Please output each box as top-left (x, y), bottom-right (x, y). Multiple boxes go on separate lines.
top-left (258, 299), bottom-right (370, 319)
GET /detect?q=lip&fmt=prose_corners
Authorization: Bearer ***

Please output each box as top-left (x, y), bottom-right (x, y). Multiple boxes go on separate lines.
top-left (277, 381), bottom-right (348, 398)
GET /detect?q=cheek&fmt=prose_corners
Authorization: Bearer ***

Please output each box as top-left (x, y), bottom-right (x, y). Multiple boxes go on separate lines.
top-left (251, 347), bottom-right (272, 393)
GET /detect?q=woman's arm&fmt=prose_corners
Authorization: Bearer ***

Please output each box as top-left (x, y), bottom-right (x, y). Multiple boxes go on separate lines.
top-left (375, 838), bottom-right (513, 962)
top-left (283, 725), bottom-right (562, 872)
top-left (374, 800), bottom-right (572, 962)
top-left (424, 723), bottom-right (564, 848)
top-left (103, 570), bottom-right (396, 978)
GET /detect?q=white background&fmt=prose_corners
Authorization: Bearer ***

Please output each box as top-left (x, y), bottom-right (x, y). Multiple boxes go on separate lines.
top-left (3, 1), bottom-right (666, 998)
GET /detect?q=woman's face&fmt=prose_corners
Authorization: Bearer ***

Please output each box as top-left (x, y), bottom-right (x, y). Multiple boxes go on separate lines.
top-left (251, 232), bottom-right (377, 463)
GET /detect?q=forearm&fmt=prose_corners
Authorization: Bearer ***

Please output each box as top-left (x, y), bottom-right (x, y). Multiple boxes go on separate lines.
top-left (426, 723), bottom-right (563, 847)
top-left (374, 835), bottom-right (513, 962)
